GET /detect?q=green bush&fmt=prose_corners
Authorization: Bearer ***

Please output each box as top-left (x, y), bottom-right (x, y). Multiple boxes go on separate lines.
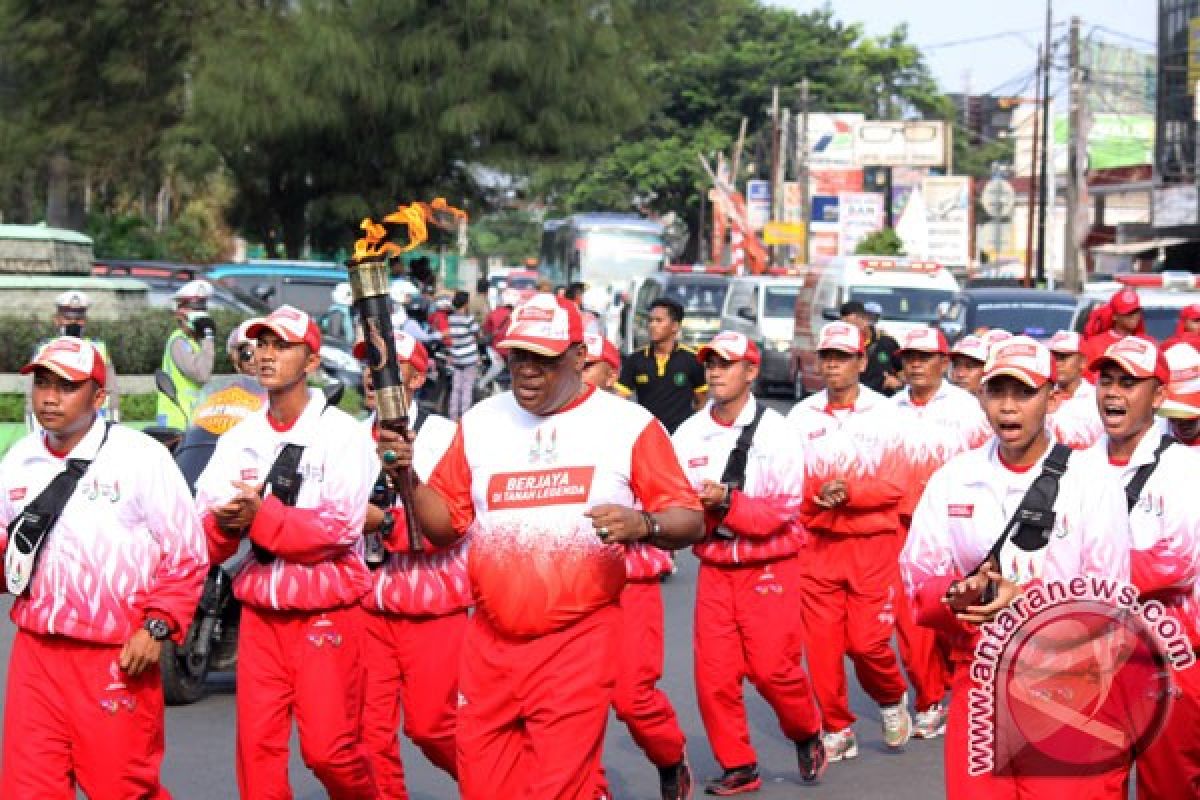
top-left (0, 394), bottom-right (21, 424)
top-left (0, 392), bottom-right (161, 424)
top-left (1, 310), bottom-right (249, 374)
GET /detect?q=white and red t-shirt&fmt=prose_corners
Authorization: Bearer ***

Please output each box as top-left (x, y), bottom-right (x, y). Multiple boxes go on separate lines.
top-left (196, 389), bottom-right (377, 612)
top-left (787, 386), bottom-right (906, 537)
top-left (361, 406), bottom-right (473, 617)
top-left (892, 381), bottom-right (990, 523)
top-left (427, 385), bottom-right (700, 638)
top-left (900, 437), bottom-right (1132, 660)
top-left (672, 396), bottom-right (806, 566)
top-left (1048, 380), bottom-right (1103, 450)
top-left (1078, 431), bottom-right (1200, 647)
top-left (0, 418), bottom-right (208, 644)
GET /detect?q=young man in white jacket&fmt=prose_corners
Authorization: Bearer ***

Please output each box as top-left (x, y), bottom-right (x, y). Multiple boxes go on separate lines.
top-left (195, 306), bottom-right (380, 799)
top-left (900, 335), bottom-right (1134, 799)
top-left (1078, 335), bottom-right (1200, 799)
top-left (0, 337), bottom-right (207, 799)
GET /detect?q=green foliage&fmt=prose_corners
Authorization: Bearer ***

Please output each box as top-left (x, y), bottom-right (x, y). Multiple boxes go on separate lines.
top-left (0, 393), bottom-right (158, 423)
top-left (469, 211), bottom-right (543, 264)
top-left (0, 395), bottom-right (21, 424)
top-left (854, 227), bottom-right (907, 256)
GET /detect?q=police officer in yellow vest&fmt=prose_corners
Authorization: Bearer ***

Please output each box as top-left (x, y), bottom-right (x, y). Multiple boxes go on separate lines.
top-left (25, 290), bottom-right (121, 429)
top-left (157, 280), bottom-right (216, 428)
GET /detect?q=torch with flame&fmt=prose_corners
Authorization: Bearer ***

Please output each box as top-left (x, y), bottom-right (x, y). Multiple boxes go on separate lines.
top-left (347, 198), bottom-right (468, 558)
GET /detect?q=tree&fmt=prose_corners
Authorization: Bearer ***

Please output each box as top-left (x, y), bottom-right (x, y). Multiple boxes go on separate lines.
top-left (854, 227), bottom-right (906, 256)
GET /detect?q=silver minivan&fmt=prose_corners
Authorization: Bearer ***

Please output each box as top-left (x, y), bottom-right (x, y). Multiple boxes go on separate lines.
top-left (719, 275), bottom-right (804, 394)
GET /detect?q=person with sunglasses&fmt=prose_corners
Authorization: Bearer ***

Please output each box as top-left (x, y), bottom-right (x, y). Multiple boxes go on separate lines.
top-left (226, 319), bottom-right (259, 377)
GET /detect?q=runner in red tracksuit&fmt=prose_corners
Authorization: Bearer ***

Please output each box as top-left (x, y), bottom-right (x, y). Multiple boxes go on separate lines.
top-left (378, 293), bottom-right (705, 800)
top-left (1080, 287), bottom-right (1149, 382)
top-left (673, 331), bottom-right (826, 795)
top-left (355, 331), bottom-right (466, 798)
top-left (196, 306), bottom-right (379, 799)
top-left (902, 336), bottom-right (1135, 799)
top-left (1080, 336), bottom-right (1200, 799)
top-left (892, 327), bottom-right (991, 739)
top-left (583, 332), bottom-right (692, 800)
top-left (786, 322), bottom-right (912, 763)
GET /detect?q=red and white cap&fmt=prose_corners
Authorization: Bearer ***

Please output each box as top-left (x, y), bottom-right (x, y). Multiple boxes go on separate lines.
top-left (981, 328), bottom-right (1013, 349)
top-left (21, 336), bottom-right (107, 385)
top-left (697, 331), bottom-right (762, 365)
top-left (497, 292), bottom-right (584, 356)
top-left (1110, 287), bottom-right (1141, 315)
top-left (1047, 330), bottom-right (1082, 355)
top-left (897, 326), bottom-right (949, 355)
top-left (816, 321), bottom-right (863, 354)
top-left (1160, 342), bottom-right (1200, 419)
top-left (245, 305), bottom-right (322, 353)
top-left (353, 329), bottom-right (429, 373)
top-left (982, 335), bottom-right (1056, 389)
top-left (583, 333), bottom-right (621, 371)
top-left (950, 334), bottom-right (988, 363)
top-left (1089, 335), bottom-right (1170, 385)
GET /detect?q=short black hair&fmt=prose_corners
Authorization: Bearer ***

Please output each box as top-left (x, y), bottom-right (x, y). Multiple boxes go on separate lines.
top-left (452, 290), bottom-right (469, 310)
top-left (840, 300), bottom-right (867, 318)
top-left (649, 297), bottom-right (684, 323)
top-left (565, 282), bottom-right (586, 303)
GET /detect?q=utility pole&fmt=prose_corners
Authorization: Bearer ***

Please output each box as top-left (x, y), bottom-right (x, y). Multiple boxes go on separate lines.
top-left (1063, 15), bottom-right (1083, 294)
top-left (797, 78), bottom-right (811, 264)
top-left (768, 86), bottom-right (781, 267)
top-left (1035, 0), bottom-right (1053, 286)
top-left (1024, 44), bottom-right (1043, 288)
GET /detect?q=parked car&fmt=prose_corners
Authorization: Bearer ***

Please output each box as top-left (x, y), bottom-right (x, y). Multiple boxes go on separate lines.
top-left (935, 287), bottom-right (1079, 344)
top-left (1072, 272), bottom-right (1200, 341)
top-left (205, 259), bottom-right (347, 316)
top-left (92, 260), bottom-right (268, 315)
top-left (720, 274), bottom-right (804, 396)
top-left (626, 265), bottom-right (731, 352)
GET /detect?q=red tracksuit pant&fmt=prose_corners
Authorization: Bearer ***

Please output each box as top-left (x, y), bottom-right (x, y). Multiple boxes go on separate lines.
top-left (457, 604), bottom-right (620, 800)
top-left (944, 660), bottom-right (1130, 799)
top-left (694, 555), bottom-right (822, 770)
top-left (1136, 657), bottom-right (1200, 799)
top-left (895, 523), bottom-right (949, 712)
top-left (360, 609), bottom-right (466, 798)
top-left (1, 630), bottom-right (170, 800)
top-left (236, 606), bottom-right (378, 800)
top-left (798, 532), bottom-right (908, 733)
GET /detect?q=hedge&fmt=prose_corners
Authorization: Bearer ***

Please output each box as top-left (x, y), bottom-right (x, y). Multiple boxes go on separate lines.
top-left (0, 309), bottom-right (250, 374)
top-left (0, 392), bottom-right (156, 423)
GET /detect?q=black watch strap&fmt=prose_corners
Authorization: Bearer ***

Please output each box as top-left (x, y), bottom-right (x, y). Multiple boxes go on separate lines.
top-left (144, 616), bottom-right (171, 641)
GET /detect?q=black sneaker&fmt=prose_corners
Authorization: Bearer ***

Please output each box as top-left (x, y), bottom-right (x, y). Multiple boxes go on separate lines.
top-left (704, 764), bottom-right (761, 796)
top-left (795, 734), bottom-right (827, 783)
top-left (659, 753), bottom-right (694, 800)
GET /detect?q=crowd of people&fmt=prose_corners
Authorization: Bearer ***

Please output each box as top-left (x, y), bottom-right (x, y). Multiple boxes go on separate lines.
top-left (0, 279), bottom-right (1198, 800)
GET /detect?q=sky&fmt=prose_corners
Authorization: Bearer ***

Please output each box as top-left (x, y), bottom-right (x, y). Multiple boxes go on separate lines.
top-left (768, 0), bottom-right (1157, 100)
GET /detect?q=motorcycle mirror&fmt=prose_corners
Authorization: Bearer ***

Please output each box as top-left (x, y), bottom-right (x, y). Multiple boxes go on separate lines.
top-left (155, 369), bottom-right (180, 406)
top-left (323, 380), bottom-right (345, 407)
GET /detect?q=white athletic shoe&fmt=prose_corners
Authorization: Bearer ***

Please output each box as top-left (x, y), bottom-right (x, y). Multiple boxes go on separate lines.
top-left (881, 692), bottom-right (913, 749)
top-left (821, 728), bottom-right (859, 762)
top-left (913, 704), bottom-right (948, 739)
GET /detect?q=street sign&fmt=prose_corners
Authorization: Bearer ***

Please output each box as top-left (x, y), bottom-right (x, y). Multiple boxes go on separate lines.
top-left (980, 178), bottom-right (1017, 219)
top-left (763, 221), bottom-right (807, 246)
top-left (746, 180), bottom-right (771, 230)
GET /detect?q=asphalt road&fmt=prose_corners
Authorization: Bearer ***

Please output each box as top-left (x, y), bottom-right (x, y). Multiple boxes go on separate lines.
top-left (0, 395), bottom-right (948, 799)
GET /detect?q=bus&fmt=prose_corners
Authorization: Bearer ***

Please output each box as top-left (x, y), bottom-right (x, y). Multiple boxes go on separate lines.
top-left (539, 213), bottom-right (667, 292)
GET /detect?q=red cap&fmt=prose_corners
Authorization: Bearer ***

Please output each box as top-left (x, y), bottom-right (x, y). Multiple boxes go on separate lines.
top-left (353, 330), bottom-right (429, 374)
top-left (245, 305), bottom-right (322, 353)
top-left (21, 336), bottom-right (107, 385)
top-left (583, 333), bottom-right (621, 371)
top-left (497, 293), bottom-right (584, 356)
top-left (697, 331), bottom-right (762, 365)
top-left (897, 327), bottom-right (949, 355)
top-left (816, 321), bottom-right (864, 354)
top-left (1110, 287), bottom-right (1141, 315)
top-left (1089, 335), bottom-right (1170, 385)
top-left (982, 336), bottom-right (1057, 389)
top-left (1180, 303), bottom-right (1200, 323)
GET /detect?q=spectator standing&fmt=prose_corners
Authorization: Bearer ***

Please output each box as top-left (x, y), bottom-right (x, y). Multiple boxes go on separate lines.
top-left (445, 290), bottom-right (482, 420)
top-left (840, 301), bottom-right (902, 396)
top-left (617, 297), bottom-right (707, 433)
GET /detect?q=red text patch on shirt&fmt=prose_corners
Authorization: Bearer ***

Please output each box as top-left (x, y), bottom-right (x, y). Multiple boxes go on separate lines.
top-left (487, 467), bottom-right (595, 510)
top-left (241, 468), bottom-right (259, 482)
top-left (948, 503), bottom-right (974, 518)
top-left (808, 428), bottom-right (827, 440)
top-left (8, 488), bottom-right (26, 502)
top-left (688, 456), bottom-right (708, 468)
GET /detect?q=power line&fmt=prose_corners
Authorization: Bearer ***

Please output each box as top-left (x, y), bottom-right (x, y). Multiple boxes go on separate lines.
top-left (1087, 25), bottom-right (1156, 50)
top-left (918, 22), bottom-right (1066, 51)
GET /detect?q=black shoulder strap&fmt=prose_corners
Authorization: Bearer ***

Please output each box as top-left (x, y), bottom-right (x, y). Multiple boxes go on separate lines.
top-left (5, 423), bottom-right (113, 595)
top-left (1125, 434), bottom-right (1176, 512)
top-left (719, 404), bottom-right (769, 491)
top-left (976, 443), bottom-right (1072, 574)
top-left (412, 406), bottom-right (429, 434)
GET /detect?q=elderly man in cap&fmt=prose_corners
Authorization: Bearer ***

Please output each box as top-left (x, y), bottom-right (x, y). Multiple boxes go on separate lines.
top-left (378, 292), bottom-right (704, 800)
top-left (26, 290), bottom-right (120, 429)
top-left (839, 300), bottom-right (902, 396)
top-left (157, 279), bottom-right (217, 428)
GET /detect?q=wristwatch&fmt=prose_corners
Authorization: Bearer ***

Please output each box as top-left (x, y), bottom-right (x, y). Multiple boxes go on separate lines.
top-left (641, 511), bottom-right (662, 541)
top-left (714, 483), bottom-right (734, 516)
top-left (143, 616), bottom-right (172, 641)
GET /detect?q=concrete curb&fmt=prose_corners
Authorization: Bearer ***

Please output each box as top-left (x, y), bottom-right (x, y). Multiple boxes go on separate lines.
top-left (0, 373), bottom-right (158, 393)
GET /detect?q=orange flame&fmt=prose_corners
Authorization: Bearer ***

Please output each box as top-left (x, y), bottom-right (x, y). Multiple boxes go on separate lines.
top-left (351, 197), bottom-right (469, 264)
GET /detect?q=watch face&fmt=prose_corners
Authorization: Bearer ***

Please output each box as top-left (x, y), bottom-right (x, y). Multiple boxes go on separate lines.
top-left (145, 618), bottom-right (171, 640)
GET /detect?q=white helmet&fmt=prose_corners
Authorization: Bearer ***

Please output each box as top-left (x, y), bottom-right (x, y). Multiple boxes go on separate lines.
top-left (582, 286), bottom-right (608, 315)
top-left (226, 318), bottom-right (258, 357)
top-left (332, 282), bottom-right (354, 306)
top-left (174, 279), bottom-right (213, 304)
top-left (55, 289), bottom-right (90, 310)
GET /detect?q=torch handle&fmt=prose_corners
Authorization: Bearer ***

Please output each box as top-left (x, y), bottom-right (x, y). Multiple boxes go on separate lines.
top-left (381, 418), bottom-right (424, 553)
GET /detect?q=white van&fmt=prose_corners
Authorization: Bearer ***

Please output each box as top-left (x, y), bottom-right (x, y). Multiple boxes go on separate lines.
top-left (791, 256), bottom-right (959, 398)
top-left (719, 274), bottom-right (805, 395)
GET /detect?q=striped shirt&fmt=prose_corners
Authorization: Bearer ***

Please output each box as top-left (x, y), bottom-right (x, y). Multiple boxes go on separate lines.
top-left (446, 312), bottom-right (481, 368)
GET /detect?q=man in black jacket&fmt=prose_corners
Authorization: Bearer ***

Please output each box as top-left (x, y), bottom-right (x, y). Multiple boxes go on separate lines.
top-left (840, 301), bottom-right (902, 396)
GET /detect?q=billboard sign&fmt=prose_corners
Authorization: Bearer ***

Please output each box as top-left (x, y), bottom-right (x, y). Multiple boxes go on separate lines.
top-left (803, 113), bottom-right (864, 170)
top-left (746, 180), bottom-right (771, 230)
top-left (923, 177), bottom-right (972, 267)
top-left (837, 192), bottom-right (885, 256)
top-left (854, 120), bottom-right (947, 167)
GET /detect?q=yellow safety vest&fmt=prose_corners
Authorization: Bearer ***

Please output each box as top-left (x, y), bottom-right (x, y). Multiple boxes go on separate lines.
top-left (157, 329), bottom-right (202, 428)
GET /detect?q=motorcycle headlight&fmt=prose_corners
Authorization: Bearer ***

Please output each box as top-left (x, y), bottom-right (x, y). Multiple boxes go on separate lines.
top-left (771, 339), bottom-right (792, 353)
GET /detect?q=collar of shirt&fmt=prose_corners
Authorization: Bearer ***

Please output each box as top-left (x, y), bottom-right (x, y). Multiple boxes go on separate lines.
top-left (41, 414), bottom-right (106, 461)
top-left (1101, 425), bottom-right (1169, 473)
top-left (896, 381), bottom-right (952, 409)
top-left (260, 388), bottom-right (328, 445)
